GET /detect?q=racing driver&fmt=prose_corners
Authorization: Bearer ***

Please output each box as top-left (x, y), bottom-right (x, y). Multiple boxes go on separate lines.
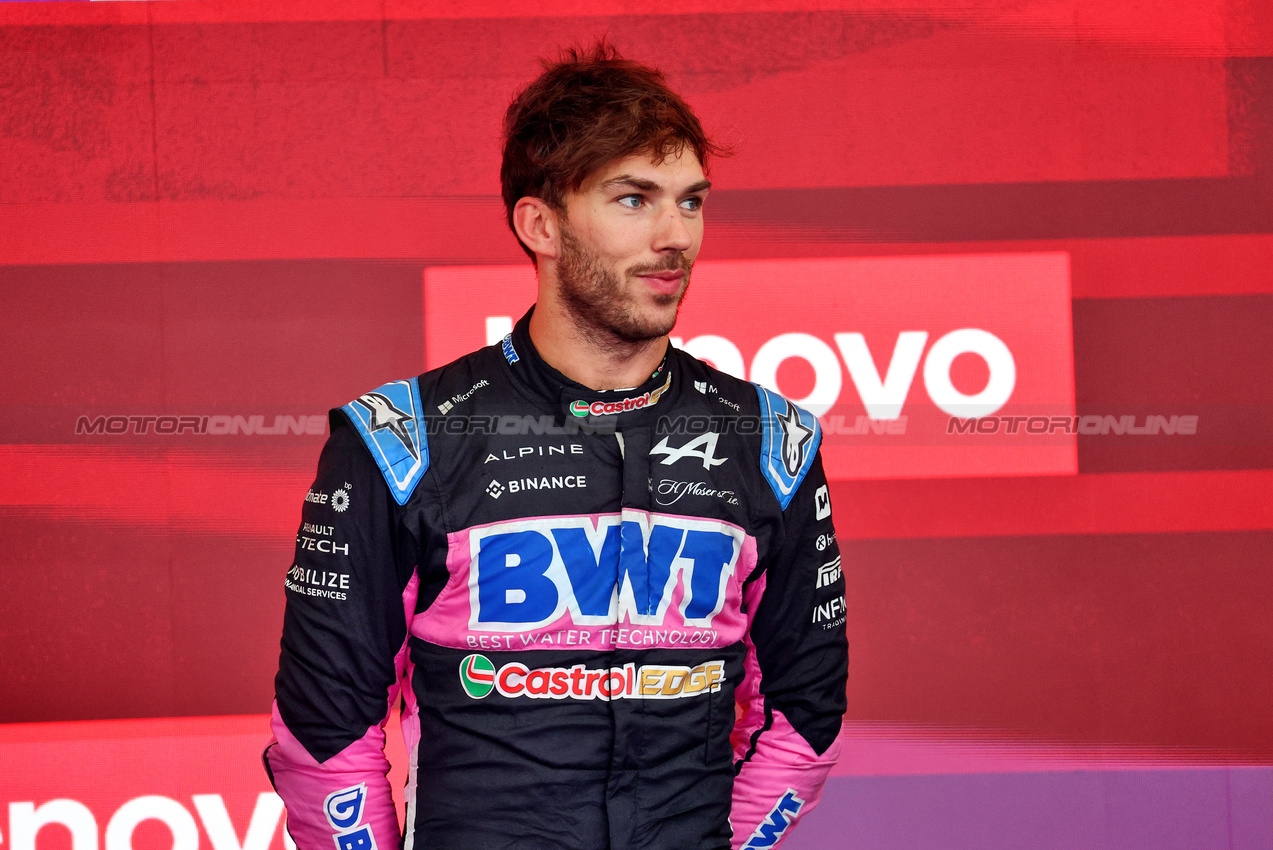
top-left (265, 42), bottom-right (848, 850)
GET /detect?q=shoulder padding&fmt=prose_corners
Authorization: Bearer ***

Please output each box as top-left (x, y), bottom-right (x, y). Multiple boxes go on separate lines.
top-left (341, 377), bottom-right (429, 505)
top-left (752, 384), bottom-right (822, 511)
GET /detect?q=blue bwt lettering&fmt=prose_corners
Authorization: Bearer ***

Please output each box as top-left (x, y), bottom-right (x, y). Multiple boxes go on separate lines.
top-left (476, 518), bottom-right (738, 627)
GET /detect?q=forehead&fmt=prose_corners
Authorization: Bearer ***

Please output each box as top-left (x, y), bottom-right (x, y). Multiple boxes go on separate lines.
top-left (579, 149), bottom-right (706, 193)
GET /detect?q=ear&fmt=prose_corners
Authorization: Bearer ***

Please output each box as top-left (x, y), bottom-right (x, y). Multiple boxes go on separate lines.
top-left (512, 197), bottom-right (561, 260)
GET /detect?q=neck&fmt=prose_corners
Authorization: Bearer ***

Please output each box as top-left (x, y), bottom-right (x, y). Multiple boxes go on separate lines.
top-left (528, 295), bottom-right (669, 392)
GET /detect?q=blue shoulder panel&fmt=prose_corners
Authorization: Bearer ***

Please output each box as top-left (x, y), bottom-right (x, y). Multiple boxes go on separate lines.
top-left (341, 377), bottom-right (429, 506)
top-left (753, 384), bottom-right (822, 511)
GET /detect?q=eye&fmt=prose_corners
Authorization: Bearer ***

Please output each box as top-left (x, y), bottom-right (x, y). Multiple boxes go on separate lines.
top-left (680, 196), bottom-right (704, 212)
top-left (617, 195), bottom-right (643, 209)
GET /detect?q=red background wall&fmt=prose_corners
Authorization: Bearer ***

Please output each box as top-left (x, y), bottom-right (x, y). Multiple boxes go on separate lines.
top-left (1, 1), bottom-right (1271, 847)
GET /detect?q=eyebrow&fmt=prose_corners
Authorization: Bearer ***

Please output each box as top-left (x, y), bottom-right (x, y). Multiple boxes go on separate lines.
top-left (599, 175), bottom-right (712, 195)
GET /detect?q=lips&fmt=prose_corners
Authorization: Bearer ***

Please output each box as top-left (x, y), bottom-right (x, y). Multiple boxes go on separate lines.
top-left (636, 270), bottom-right (686, 294)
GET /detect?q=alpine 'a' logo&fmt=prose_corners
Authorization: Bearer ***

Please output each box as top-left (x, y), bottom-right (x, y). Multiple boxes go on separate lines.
top-left (459, 654), bottom-right (496, 698)
top-left (777, 401), bottom-right (813, 478)
top-left (354, 392), bottom-right (419, 461)
top-left (651, 432), bottom-right (727, 469)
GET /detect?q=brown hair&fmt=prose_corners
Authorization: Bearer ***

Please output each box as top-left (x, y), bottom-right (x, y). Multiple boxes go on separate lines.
top-left (501, 40), bottom-right (726, 260)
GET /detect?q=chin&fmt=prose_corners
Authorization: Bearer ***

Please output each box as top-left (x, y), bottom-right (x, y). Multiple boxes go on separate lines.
top-left (638, 309), bottom-right (682, 340)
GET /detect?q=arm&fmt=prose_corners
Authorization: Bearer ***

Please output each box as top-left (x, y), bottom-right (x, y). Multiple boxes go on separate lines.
top-left (732, 394), bottom-right (848, 849)
top-left (263, 414), bottom-right (421, 850)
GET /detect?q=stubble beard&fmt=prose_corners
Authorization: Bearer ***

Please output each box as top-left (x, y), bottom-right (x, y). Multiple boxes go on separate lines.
top-left (556, 220), bottom-right (692, 347)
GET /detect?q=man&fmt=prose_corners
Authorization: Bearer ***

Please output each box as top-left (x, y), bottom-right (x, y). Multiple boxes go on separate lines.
top-left (265, 43), bottom-right (847, 850)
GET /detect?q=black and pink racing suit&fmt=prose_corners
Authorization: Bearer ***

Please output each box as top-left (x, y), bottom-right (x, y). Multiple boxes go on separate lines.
top-left (264, 310), bottom-right (848, 850)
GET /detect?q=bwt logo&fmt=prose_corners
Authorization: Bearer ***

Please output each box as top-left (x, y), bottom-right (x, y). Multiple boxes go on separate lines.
top-left (743, 789), bottom-right (806, 848)
top-left (467, 515), bottom-right (744, 632)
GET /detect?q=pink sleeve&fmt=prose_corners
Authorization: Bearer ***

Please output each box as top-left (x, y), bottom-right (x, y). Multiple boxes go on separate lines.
top-left (264, 565), bottom-right (420, 850)
top-left (264, 703), bottom-right (403, 850)
top-left (729, 570), bottom-right (844, 849)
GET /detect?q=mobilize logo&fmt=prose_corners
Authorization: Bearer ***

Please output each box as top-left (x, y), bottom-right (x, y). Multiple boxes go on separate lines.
top-left (468, 514), bottom-right (744, 631)
top-left (570, 374), bottom-right (672, 417)
top-left (458, 654), bottom-right (725, 701)
top-left (286, 565), bottom-right (350, 601)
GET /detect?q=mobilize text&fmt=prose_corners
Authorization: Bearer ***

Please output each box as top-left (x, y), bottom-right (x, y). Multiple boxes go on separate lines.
top-left (287, 566), bottom-right (351, 601)
top-left (468, 515), bottom-right (744, 631)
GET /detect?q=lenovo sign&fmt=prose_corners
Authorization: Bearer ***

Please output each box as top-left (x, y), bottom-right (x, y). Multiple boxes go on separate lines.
top-left (0, 715), bottom-right (410, 850)
top-left (424, 254), bottom-right (1076, 480)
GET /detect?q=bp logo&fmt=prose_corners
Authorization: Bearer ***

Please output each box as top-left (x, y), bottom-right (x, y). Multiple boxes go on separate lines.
top-left (459, 654), bottom-right (496, 699)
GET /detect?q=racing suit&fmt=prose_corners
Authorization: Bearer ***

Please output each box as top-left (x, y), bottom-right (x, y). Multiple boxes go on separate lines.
top-left (264, 310), bottom-right (848, 850)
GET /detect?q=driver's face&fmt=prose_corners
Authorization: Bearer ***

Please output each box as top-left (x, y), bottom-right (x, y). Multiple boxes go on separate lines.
top-left (554, 149), bottom-right (710, 343)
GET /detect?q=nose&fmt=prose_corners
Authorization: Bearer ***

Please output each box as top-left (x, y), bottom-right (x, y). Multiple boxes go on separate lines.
top-left (654, 203), bottom-right (694, 254)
